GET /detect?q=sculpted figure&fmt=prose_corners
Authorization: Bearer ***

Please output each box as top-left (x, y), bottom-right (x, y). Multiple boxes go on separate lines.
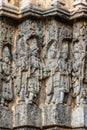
top-left (80, 87), bottom-right (87, 104)
top-left (44, 41), bottom-right (71, 105)
top-left (52, 44), bottom-right (71, 104)
top-left (27, 38), bottom-right (42, 104)
top-left (28, 78), bottom-right (39, 104)
top-left (84, 47), bottom-right (87, 82)
top-left (16, 35), bottom-right (28, 102)
top-left (1, 46), bottom-right (13, 106)
top-left (44, 40), bottom-right (58, 104)
top-left (72, 43), bottom-right (85, 106)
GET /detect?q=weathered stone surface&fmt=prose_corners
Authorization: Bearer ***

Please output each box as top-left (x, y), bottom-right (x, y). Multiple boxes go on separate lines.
top-left (15, 127), bottom-right (40, 130)
top-left (0, 1), bottom-right (87, 130)
top-left (43, 104), bottom-right (71, 127)
top-left (14, 103), bottom-right (42, 128)
top-left (43, 128), bottom-right (87, 130)
top-left (0, 106), bottom-right (13, 129)
top-left (71, 106), bottom-right (87, 128)
top-left (0, 129), bottom-right (11, 130)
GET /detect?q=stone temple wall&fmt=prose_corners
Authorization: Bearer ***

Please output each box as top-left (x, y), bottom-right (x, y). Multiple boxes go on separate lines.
top-left (0, 0), bottom-right (87, 130)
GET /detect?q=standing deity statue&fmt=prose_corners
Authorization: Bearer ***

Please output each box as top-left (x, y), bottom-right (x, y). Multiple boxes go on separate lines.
top-left (27, 37), bottom-right (42, 104)
top-left (72, 43), bottom-right (85, 106)
top-left (80, 87), bottom-right (87, 104)
top-left (52, 44), bottom-right (71, 104)
top-left (15, 35), bottom-right (28, 103)
top-left (84, 46), bottom-right (87, 82)
top-left (1, 46), bottom-right (13, 106)
top-left (44, 40), bottom-right (58, 104)
top-left (44, 40), bottom-right (71, 105)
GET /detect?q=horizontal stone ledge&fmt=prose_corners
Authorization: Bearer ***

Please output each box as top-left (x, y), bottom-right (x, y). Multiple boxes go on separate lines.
top-left (0, 4), bottom-right (87, 20)
top-left (0, 128), bottom-right (40, 130)
top-left (43, 127), bottom-right (87, 130)
top-left (42, 126), bottom-right (87, 130)
top-left (70, 7), bottom-right (87, 20)
top-left (0, 129), bottom-right (12, 130)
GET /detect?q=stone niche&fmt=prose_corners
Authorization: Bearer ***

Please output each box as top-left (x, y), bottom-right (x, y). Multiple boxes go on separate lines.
top-left (0, 0), bottom-right (87, 130)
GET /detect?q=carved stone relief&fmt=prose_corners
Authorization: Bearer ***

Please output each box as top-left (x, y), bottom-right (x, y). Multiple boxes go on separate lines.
top-left (72, 21), bottom-right (87, 106)
top-left (0, 16), bottom-right (87, 130)
top-left (0, 18), bottom-right (14, 107)
top-left (26, 37), bottom-right (42, 104)
top-left (72, 43), bottom-right (85, 106)
top-left (43, 40), bottom-right (71, 105)
top-left (1, 45), bottom-right (13, 106)
top-left (14, 19), bottom-right (44, 105)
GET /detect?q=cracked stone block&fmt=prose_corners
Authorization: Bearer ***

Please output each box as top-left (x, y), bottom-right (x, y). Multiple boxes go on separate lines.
top-left (14, 103), bottom-right (42, 128)
top-left (42, 104), bottom-right (72, 127)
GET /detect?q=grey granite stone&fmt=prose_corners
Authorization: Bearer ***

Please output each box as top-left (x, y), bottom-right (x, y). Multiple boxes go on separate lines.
top-left (0, 106), bottom-right (13, 129)
top-left (14, 128), bottom-right (40, 130)
top-left (43, 104), bottom-right (71, 127)
top-left (71, 105), bottom-right (87, 128)
top-left (14, 103), bottom-right (42, 128)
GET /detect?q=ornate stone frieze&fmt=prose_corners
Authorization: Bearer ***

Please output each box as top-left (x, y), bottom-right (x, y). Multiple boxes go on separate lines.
top-left (0, 1), bottom-right (87, 130)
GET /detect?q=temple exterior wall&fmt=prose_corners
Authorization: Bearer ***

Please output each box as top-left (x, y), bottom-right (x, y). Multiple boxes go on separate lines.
top-left (0, 0), bottom-right (87, 130)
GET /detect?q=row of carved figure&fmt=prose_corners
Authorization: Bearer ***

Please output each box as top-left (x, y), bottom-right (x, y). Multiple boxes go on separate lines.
top-left (0, 35), bottom-right (87, 107)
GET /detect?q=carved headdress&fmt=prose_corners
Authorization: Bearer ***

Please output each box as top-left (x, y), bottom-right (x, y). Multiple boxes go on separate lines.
top-left (62, 44), bottom-right (68, 53)
top-left (45, 39), bottom-right (57, 58)
top-left (73, 43), bottom-right (83, 53)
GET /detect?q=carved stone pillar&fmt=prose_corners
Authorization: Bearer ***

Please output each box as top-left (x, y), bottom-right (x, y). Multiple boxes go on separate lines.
top-left (0, 18), bottom-right (14, 130)
top-left (71, 21), bottom-right (87, 129)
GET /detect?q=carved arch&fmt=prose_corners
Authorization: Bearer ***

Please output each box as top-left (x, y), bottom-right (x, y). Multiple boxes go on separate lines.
top-left (44, 39), bottom-right (58, 58)
top-left (2, 43), bottom-right (13, 63)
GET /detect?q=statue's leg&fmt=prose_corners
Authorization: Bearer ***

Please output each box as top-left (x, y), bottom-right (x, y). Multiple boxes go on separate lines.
top-left (59, 91), bottom-right (64, 104)
top-left (76, 95), bottom-right (80, 106)
top-left (75, 86), bottom-right (80, 106)
top-left (45, 95), bottom-right (52, 104)
top-left (51, 87), bottom-right (60, 104)
top-left (1, 97), bottom-right (5, 106)
top-left (28, 92), bottom-right (34, 103)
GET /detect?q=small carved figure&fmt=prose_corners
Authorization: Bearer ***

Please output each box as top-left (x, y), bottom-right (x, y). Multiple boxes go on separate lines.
top-left (80, 87), bottom-right (87, 104)
top-left (44, 41), bottom-right (71, 105)
top-left (16, 35), bottom-right (28, 102)
top-left (72, 43), bottom-right (85, 106)
top-left (1, 46), bottom-right (13, 106)
top-left (19, 84), bottom-right (26, 102)
top-left (27, 38), bottom-right (42, 104)
top-left (52, 44), bottom-right (71, 104)
top-left (45, 40), bottom-right (58, 104)
top-left (28, 78), bottom-right (39, 104)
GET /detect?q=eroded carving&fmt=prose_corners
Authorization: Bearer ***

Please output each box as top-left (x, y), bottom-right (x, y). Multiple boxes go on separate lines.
top-left (72, 43), bottom-right (85, 106)
top-left (44, 40), bottom-right (71, 105)
top-left (15, 20), bottom-right (43, 105)
top-left (15, 34), bottom-right (28, 103)
top-left (1, 45), bottom-right (13, 106)
top-left (26, 37), bottom-right (42, 104)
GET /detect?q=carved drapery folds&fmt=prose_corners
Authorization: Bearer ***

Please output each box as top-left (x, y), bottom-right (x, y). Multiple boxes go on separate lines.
top-left (14, 20), bottom-right (43, 105)
top-left (0, 18), bottom-right (14, 107)
top-left (72, 43), bottom-right (85, 106)
top-left (72, 22), bottom-right (87, 106)
top-left (43, 40), bottom-right (71, 105)
top-left (0, 18), bottom-right (86, 108)
top-left (0, 0), bottom-right (87, 129)
top-left (1, 45), bottom-right (13, 106)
